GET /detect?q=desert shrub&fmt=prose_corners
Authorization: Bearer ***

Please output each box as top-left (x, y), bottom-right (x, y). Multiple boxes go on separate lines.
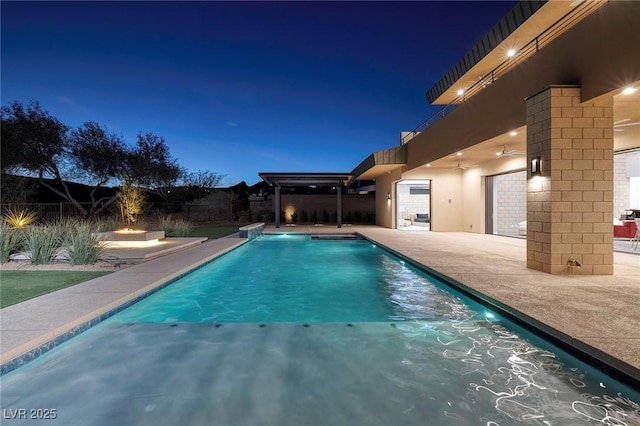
top-left (0, 222), bottom-right (24, 263)
top-left (171, 219), bottom-right (193, 237)
top-left (23, 225), bottom-right (62, 264)
top-left (157, 216), bottom-right (173, 234)
top-left (63, 220), bottom-right (107, 265)
top-left (95, 216), bottom-right (125, 232)
top-left (158, 217), bottom-right (193, 237)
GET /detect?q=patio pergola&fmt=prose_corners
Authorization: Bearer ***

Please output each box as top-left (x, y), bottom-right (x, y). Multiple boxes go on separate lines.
top-left (258, 172), bottom-right (353, 228)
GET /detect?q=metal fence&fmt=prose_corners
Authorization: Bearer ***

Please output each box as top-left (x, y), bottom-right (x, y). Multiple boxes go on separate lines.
top-left (0, 203), bottom-right (98, 223)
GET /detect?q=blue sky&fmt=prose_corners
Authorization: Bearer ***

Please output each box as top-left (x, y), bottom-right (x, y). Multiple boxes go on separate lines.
top-left (2, 1), bottom-right (517, 186)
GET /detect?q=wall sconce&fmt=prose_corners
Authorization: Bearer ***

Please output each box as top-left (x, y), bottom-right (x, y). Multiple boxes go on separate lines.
top-left (387, 192), bottom-right (391, 200)
top-left (531, 156), bottom-right (543, 177)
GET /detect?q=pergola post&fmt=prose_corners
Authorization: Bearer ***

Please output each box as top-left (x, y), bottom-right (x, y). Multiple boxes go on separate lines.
top-left (337, 180), bottom-right (343, 228)
top-left (274, 184), bottom-right (281, 228)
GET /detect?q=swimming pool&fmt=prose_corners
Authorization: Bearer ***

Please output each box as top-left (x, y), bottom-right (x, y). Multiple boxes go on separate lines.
top-left (1, 234), bottom-right (638, 425)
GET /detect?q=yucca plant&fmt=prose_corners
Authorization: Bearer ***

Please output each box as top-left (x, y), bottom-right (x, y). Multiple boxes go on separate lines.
top-left (63, 221), bottom-right (108, 265)
top-left (2, 208), bottom-right (37, 228)
top-left (22, 224), bottom-right (63, 264)
top-left (0, 222), bottom-right (24, 263)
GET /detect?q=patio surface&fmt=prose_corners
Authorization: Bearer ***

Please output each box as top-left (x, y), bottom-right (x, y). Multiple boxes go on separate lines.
top-left (1, 225), bottom-right (639, 385)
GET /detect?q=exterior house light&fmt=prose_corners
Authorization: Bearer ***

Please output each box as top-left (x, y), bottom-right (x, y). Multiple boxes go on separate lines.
top-left (531, 156), bottom-right (543, 176)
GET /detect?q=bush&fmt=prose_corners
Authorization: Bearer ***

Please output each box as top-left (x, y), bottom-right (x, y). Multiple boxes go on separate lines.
top-left (157, 216), bottom-right (173, 234)
top-left (95, 216), bottom-right (123, 232)
top-left (158, 217), bottom-right (193, 237)
top-left (23, 225), bottom-right (62, 264)
top-left (63, 220), bottom-right (107, 265)
top-left (171, 219), bottom-right (193, 237)
top-left (0, 222), bottom-right (24, 263)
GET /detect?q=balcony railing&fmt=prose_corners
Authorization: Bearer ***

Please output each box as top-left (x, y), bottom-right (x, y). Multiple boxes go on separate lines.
top-left (400, 0), bottom-right (607, 145)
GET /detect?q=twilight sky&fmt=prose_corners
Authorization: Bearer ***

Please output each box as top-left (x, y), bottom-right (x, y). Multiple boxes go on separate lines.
top-left (2, 1), bottom-right (517, 186)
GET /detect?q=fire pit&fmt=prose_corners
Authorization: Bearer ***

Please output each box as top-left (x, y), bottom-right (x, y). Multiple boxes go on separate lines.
top-left (96, 230), bottom-right (165, 245)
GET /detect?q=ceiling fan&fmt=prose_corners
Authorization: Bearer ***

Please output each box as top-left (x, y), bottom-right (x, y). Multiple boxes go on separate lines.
top-left (455, 159), bottom-right (469, 170)
top-left (614, 119), bottom-right (640, 132)
top-left (497, 145), bottom-right (525, 157)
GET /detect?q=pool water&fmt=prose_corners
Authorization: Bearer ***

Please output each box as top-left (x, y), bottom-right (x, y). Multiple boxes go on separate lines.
top-left (1, 234), bottom-right (638, 425)
top-left (110, 235), bottom-right (471, 323)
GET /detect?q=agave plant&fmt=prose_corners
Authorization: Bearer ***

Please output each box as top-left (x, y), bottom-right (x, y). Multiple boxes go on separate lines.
top-left (2, 208), bottom-right (37, 228)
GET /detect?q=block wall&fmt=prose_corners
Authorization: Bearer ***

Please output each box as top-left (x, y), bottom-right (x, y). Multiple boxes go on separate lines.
top-left (397, 184), bottom-right (430, 220)
top-left (495, 171), bottom-right (526, 235)
top-left (526, 86), bottom-right (613, 275)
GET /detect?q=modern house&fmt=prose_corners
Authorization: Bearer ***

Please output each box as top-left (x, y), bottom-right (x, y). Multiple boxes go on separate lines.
top-left (351, 0), bottom-right (640, 275)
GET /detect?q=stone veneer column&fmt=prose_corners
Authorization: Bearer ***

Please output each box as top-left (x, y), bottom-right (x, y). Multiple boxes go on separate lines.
top-left (526, 86), bottom-right (614, 275)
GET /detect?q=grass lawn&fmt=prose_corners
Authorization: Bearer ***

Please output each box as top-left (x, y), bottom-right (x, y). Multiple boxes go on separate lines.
top-left (0, 271), bottom-right (112, 308)
top-left (192, 223), bottom-right (248, 239)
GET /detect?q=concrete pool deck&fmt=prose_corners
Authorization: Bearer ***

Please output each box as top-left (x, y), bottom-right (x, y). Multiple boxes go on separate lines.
top-left (1, 226), bottom-right (639, 384)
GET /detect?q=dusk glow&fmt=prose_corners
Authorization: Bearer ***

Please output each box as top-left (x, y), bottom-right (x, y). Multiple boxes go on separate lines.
top-left (2, 1), bottom-right (517, 185)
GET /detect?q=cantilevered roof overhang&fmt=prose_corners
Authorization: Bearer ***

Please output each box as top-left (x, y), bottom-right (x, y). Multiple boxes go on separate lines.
top-left (426, 0), bottom-right (608, 105)
top-left (259, 172), bottom-right (353, 187)
top-left (351, 145), bottom-right (407, 181)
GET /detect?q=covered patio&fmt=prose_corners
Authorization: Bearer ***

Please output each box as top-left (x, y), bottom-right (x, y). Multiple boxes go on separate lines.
top-left (258, 172), bottom-right (353, 228)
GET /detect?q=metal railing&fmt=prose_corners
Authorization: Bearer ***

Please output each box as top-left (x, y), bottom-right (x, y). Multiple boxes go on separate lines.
top-left (0, 203), bottom-right (96, 222)
top-left (400, 0), bottom-right (607, 145)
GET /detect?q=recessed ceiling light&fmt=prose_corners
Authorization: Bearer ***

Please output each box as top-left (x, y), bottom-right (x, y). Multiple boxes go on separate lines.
top-left (507, 49), bottom-right (516, 57)
top-left (622, 87), bottom-right (637, 95)
top-left (426, 163), bottom-right (431, 167)
top-left (496, 152), bottom-right (502, 156)
top-left (509, 131), bottom-right (517, 136)
top-left (456, 152), bottom-right (462, 156)
top-left (457, 89), bottom-right (464, 96)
